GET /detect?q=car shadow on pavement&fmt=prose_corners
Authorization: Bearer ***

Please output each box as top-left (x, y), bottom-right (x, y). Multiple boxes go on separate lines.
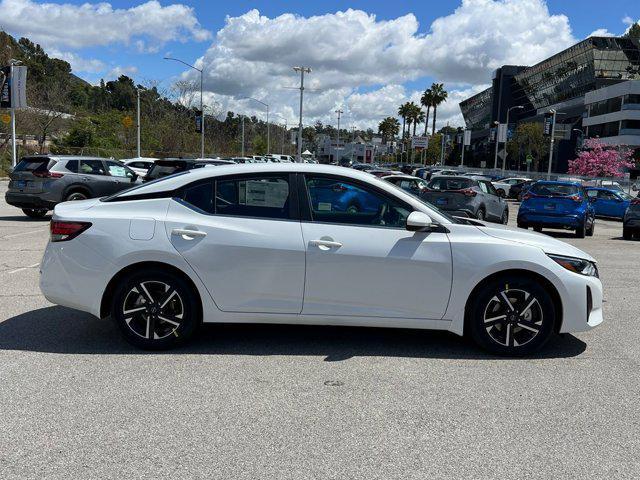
top-left (0, 215), bottom-right (50, 222)
top-left (0, 306), bottom-right (587, 360)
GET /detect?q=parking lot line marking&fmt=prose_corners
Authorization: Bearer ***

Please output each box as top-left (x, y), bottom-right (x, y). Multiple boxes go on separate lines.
top-left (8, 263), bottom-right (40, 274)
top-left (2, 228), bottom-right (48, 240)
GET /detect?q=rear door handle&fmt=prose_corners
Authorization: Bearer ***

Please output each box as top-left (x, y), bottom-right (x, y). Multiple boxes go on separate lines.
top-left (171, 228), bottom-right (207, 239)
top-left (309, 239), bottom-right (342, 249)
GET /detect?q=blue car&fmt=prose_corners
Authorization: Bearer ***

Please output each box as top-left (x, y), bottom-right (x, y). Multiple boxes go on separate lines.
top-left (517, 181), bottom-right (595, 238)
top-left (585, 187), bottom-right (633, 219)
top-left (306, 177), bottom-right (382, 214)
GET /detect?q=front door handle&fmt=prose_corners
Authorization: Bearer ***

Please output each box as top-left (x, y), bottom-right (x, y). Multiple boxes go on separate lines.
top-left (309, 239), bottom-right (342, 249)
top-left (171, 228), bottom-right (207, 240)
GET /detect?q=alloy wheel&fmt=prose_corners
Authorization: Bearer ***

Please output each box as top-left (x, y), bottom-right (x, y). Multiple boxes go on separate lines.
top-left (483, 288), bottom-right (543, 347)
top-left (121, 281), bottom-right (185, 340)
top-left (67, 192), bottom-right (88, 201)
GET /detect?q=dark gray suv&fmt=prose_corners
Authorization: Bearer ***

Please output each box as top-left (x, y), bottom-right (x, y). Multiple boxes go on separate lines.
top-left (6, 155), bottom-right (139, 218)
top-left (421, 175), bottom-right (509, 223)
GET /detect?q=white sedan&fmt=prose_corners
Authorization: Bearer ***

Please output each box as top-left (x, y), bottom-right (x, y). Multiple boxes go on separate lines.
top-left (40, 164), bottom-right (603, 355)
top-left (492, 177), bottom-right (531, 197)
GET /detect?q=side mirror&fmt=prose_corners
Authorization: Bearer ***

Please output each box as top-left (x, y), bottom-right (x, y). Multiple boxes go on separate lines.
top-left (406, 211), bottom-right (434, 232)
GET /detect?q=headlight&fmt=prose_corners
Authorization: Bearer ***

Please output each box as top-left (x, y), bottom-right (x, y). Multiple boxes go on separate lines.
top-left (548, 254), bottom-right (599, 278)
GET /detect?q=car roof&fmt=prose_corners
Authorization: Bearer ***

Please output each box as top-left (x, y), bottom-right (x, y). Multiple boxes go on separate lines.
top-left (381, 174), bottom-right (419, 180)
top-left (534, 180), bottom-right (582, 186)
top-left (586, 186), bottom-right (619, 192)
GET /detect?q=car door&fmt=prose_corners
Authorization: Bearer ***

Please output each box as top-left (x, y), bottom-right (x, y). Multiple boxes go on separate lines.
top-left (104, 160), bottom-right (138, 194)
top-left (299, 174), bottom-right (452, 319)
top-left (479, 181), bottom-right (503, 220)
top-left (77, 159), bottom-right (114, 196)
top-left (165, 173), bottom-right (306, 314)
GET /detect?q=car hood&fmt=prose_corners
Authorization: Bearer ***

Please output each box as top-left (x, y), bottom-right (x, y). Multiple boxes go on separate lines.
top-left (477, 223), bottom-right (595, 262)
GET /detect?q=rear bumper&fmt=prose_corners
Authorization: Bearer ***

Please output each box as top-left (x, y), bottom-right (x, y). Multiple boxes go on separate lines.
top-left (517, 212), bottom-right (584, 229)
top-left (5, 192), bottom-right (57, 210)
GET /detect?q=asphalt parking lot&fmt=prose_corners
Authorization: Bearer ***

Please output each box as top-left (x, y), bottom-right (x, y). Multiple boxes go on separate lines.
top-left (1, 180), bottom-right (639, 479)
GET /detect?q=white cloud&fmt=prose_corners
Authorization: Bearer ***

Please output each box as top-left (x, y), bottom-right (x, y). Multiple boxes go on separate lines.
top-left (108, 66), bottom-right (139, 78)
top-left (184, 1), bottom-right (576, 130)
top-left (588, 28), bottom-right (615, 37)
top-left (48, 49), bottom-right (106, 73)
top-left (0, 0), bottom-right (210, 50)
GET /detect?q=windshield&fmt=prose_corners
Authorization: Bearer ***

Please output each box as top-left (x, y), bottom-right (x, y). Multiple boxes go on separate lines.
top-left (14, 158), bottom-right (56, 172)
top-left (529, 183), bottom-right (580, 197)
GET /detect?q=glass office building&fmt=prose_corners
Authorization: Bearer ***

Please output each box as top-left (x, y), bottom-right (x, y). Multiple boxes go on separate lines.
top-left (459, 36), bottom-right (640, 172)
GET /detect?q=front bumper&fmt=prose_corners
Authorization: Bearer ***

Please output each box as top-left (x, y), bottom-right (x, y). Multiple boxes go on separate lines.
top-left (5, 192), bottom-right (57, 210)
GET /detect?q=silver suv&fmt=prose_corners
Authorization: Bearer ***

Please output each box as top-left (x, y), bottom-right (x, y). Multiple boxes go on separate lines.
top-left (6, 155), bottom-right (139, 218)
top-left (421, 175), bottom-right (509, 224)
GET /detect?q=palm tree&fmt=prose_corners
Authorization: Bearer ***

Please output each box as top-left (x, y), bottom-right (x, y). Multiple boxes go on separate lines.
top-left (420, 88), bottom-right (434, 135)
top-left (377, 117), bottom-right (399, 144)
top-left (398, 102), bottom-right (411, 140)
top-left (411, 104), bottom-right (425, 137)
top-left (429, 83), bottom-right (448, 136)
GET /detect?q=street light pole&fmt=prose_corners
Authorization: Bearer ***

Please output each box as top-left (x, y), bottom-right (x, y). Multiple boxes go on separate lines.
top-left (241, 115), bottom-right (245, 157)
top-left (9, 60), bottom-right (22, 167)
top-left (243, 97), bottom-right (270, 154)
top-left (163, 56), bottom-right (204, 159)
top-left (293, 66), bottom-right (311, 162)
top-left (547, 109), bottom-right (557, 180)
top-left (136, 89), bottom-right (141, 158)
top-left (503, 105), bottom-right (524, 174)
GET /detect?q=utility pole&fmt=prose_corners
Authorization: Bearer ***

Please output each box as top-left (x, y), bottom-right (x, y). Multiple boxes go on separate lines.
top-left (136, 88), bottom-right (141, 158)
top-left (241, 115), bottom-right (245, 157)
top-left (164, 56), bottom-right (204, 158)
top-left (335, 108), bottom-right (343, 162)
top-left (293, 66), bottom-right (311, 162)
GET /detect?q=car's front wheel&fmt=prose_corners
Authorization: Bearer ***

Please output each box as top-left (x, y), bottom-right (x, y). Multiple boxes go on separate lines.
top-left (22, 208), bottom-right (48, 219)
top-left (111, 269), bottom-right (201, 349)
top-left (468, 276), bottom-right (556, 356)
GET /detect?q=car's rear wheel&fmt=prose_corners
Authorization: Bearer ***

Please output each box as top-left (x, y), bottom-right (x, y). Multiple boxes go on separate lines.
top-left (533, 226), bottom-right (542, 232)
top-left (111, 269), bottom-right (201, 349)
top-left (623, 227), bottom-right (633, 240)
top-left (575, 220), bottom-right (586, 238)
top-left (22, 208), bottom-right (48, 219)
top-left (65, 191), bottom-right (88, 201)
top-left (476, 208), bottom-right (485, 221)
top-left (468, 276), bottom-right (556, 356)
top-left (517, 220), bottom-right (527, 229)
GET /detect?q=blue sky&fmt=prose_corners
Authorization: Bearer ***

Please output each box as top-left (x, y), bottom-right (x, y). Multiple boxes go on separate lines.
top-left (2, 0), bottom-right (639, 128)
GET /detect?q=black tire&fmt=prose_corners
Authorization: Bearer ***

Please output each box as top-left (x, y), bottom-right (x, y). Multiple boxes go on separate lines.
top-left (476, 208), bottom-right (485, 221)
top-left (517, 221), bottom-right (527, 229)
top-left (65, 190), bottom-right (89, 201)
top-left (468, 275), bottom-right (556, 356)
top-left (586, 219), bottom-right (595, 237)
top-left (22, 208), bottom-right (48, 219)
top-left (575, 220), bottom-right (586, 238)
top-left (501, 209), bottom-right (509, 225)
top-left (111, 268), bottom-right (201, 350)
top-left (623, 227), bottom-right (632, 240)
top-left (533, 226), bottom-right (542, 232)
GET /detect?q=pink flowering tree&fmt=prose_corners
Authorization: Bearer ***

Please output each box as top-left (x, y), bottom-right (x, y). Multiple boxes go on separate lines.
top-left (568, 138), bottom-right (635, 177)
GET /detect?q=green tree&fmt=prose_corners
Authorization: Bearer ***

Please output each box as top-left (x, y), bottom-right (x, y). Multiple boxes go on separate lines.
top-left (624, 23), bottom-right (640, 40)
top-left (506, 122), bottom-right (549, 171)
top-left (397, 102), bottom-right (411, 140)
top-left (377, 117), bottom-right (400, 144)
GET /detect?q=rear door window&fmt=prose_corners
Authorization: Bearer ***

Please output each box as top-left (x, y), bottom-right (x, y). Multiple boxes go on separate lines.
top-left (79, 159), bottom-right (107, 175)
top-left (215, 175), bottom-right (291, 219)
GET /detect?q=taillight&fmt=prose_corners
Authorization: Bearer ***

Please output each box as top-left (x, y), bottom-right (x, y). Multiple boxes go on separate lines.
top-left (459, 188), bottom-right (477, 197)
top-left (33, 171), bottom-right (64, 179)
top-left (522, 193), bottom-right (533, 201)
top-left (50, 221), bottom-right (92, 242)
top-left (631, 198), bottom-right (640, 205)
top-left (569, 195), bottom-right (582, 202)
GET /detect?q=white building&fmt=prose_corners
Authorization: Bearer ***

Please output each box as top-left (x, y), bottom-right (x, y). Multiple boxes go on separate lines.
top-left (316, 134), bottom-right (394, 163)
top-left (583, 80), bottom-right (640, 147)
